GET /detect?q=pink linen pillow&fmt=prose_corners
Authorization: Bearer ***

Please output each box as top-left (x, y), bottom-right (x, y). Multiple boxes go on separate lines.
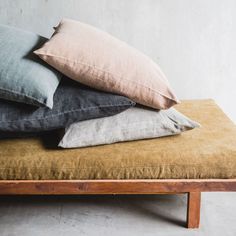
top-left (34, 18), bottom-right (179, 109)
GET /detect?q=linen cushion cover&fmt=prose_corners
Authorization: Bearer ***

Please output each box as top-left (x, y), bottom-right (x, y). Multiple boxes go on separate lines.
top-left (0, 78), bottom-right (135, 133)
top-left (59, 107), bottom-right (199, 148)
top-left (0, 24), bottom-right (61, 108)
top-left (34, 18), bottom-right (179, 110)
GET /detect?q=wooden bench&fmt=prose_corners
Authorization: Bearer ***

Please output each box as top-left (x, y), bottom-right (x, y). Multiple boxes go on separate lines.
top-left (1, 100), bottom-right (236, 228)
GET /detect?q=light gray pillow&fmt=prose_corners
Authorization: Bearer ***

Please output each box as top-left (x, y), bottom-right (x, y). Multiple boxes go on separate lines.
top-left (59, 107), bottom-right (200, 148)
top-left (0, 24), bottom-right (61, 108)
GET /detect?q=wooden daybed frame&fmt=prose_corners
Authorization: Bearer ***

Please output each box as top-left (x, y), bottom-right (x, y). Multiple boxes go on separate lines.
top-left (1, 179), bottom-right (236, 228)
top-left (1, 100), bottom-right (235, 229)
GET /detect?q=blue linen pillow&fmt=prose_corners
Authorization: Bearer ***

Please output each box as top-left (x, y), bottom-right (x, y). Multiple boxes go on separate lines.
top-left (0, 78), bottom-right (135, 133)
top-left (0, 24), bottom-right (61, 108)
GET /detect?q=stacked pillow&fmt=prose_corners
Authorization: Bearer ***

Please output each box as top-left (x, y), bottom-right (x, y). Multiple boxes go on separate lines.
top-left (0, 79), bottom-right (135, 133)
top-left (59, 106), bottom-right (199, 148)
top-left (34, 18), bottom-right (179, 110)
top-left (0, 24), bottom-right (61, 108)
top-left (0, 19), bottom-right (200, 148)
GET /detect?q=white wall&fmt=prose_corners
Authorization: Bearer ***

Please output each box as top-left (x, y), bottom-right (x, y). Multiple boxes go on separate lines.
top-left (0, 0), bottom-right (235, 122)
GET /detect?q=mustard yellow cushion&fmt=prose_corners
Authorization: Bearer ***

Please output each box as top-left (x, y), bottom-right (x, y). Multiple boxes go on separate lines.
top-left (0, 99), bottom-right (236, 180)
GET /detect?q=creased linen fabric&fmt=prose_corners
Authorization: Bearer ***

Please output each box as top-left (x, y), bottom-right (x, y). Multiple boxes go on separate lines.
top-left (0, 78), bottom-right (135, 133)
top-left (0, 100), bottom-right (236, 180)
top-left (0, 24), bottom-right (61, 108)
top-left (59, 107), bottom-right (199, 148)
top-left (34, 18), bottom-right (179, 110)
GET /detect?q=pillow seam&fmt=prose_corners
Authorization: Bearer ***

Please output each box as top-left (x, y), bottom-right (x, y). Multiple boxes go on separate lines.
top-left (0, 103), bottom-right (133, 124)
top-left (0, 86), bottom-right (47, 106)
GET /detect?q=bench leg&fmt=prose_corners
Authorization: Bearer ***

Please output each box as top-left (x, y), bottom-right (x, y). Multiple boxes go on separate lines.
top-left (186, 192), bottom-right (201, 228)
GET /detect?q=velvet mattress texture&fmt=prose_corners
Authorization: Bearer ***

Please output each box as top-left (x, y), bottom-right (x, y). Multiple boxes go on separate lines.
top-left (0, 99), bottom-right (236, 180)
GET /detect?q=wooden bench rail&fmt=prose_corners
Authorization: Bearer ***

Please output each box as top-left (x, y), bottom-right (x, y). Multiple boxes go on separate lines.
top-left (0, 179), bottom-right (235, 229)
top-left (0, 179), bottom-right (236, 195)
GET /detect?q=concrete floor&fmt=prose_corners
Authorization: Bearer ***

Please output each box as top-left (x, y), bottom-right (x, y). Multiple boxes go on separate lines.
top-left (0, 193), bottom-right (235, 236)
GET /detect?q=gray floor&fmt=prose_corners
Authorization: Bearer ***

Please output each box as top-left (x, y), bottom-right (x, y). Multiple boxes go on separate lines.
top-left (0, 193), bottom-right (235, 236)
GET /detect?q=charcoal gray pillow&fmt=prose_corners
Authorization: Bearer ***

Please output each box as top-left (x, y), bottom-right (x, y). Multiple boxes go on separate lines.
top-left (0, 24), bottom-right (61, 108)
top-left (59, 106), bottom-right (200, 148)
top-left (0, 78), bottom-right (135, 133)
